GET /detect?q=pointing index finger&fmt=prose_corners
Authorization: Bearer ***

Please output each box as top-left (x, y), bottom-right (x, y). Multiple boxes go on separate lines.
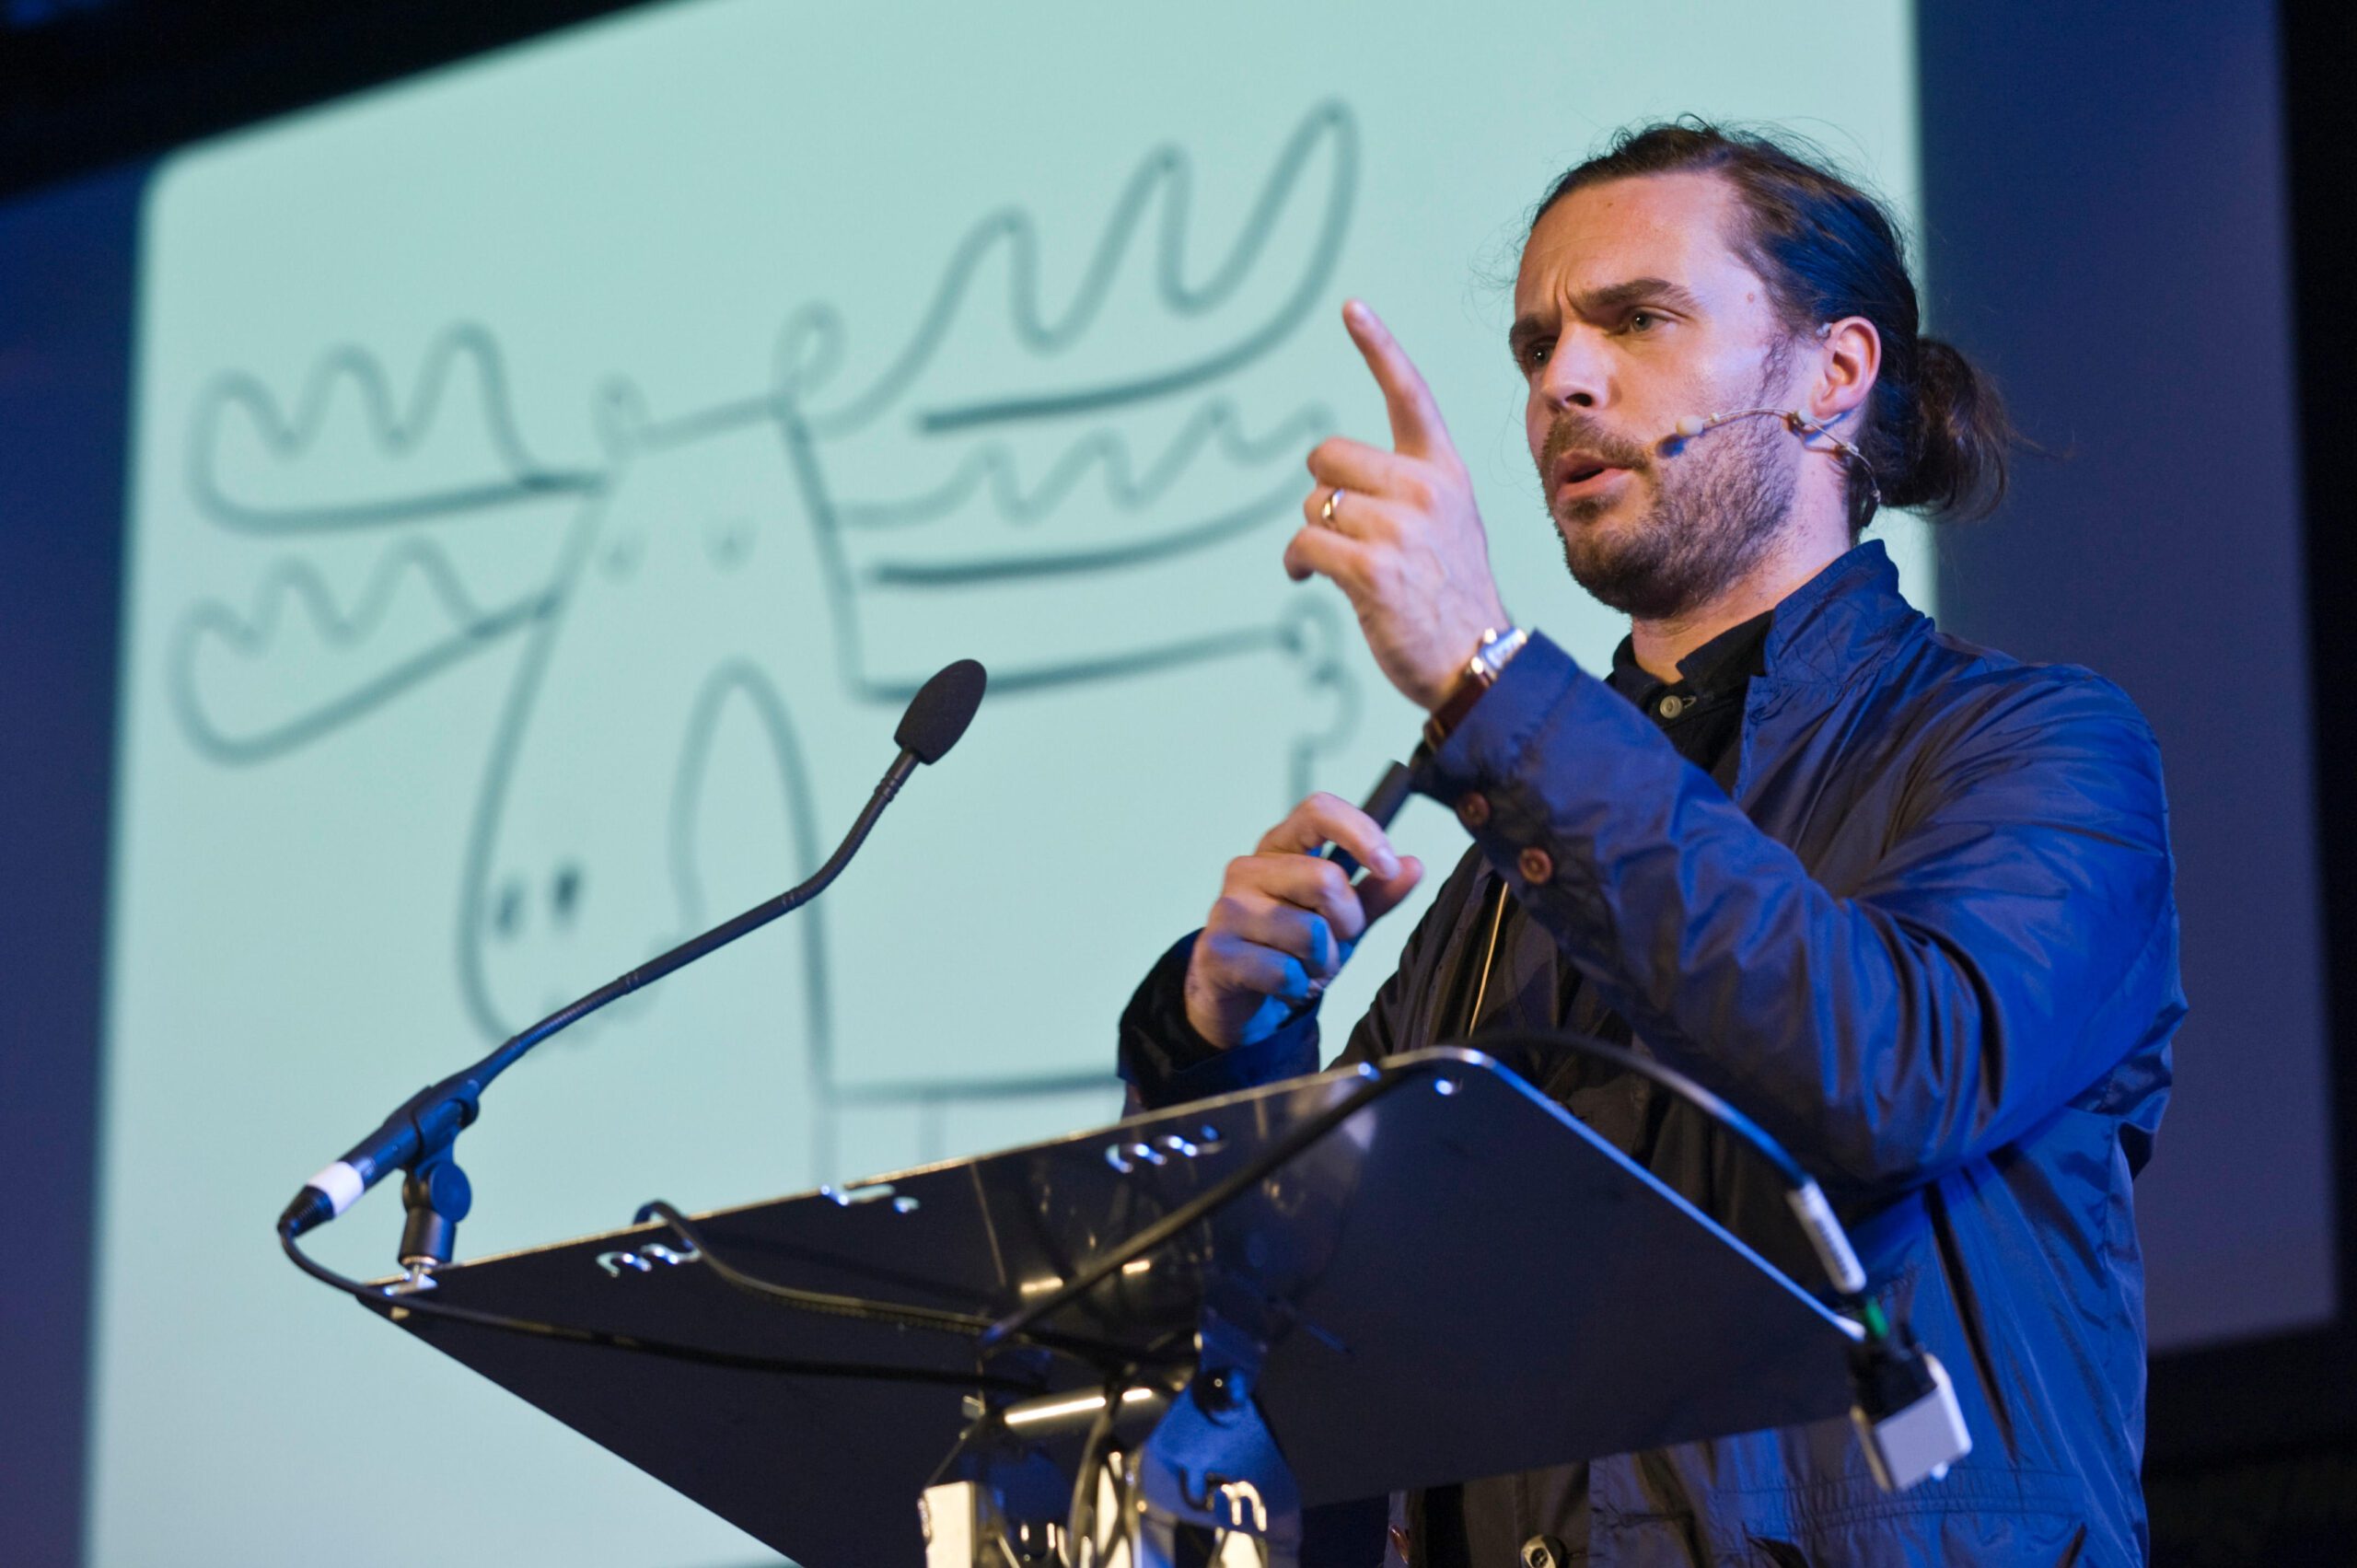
top-left (1344, 298), bottom-right (1451, 458)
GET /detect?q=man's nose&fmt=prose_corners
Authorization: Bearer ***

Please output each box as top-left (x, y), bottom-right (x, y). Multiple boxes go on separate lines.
top-left (1538, 327), bottom-right (1608, 410)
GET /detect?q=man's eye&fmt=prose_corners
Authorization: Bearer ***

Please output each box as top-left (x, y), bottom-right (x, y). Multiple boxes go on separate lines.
top-left (1623, 309), bottom-right (1661, 335)
top-left (1521, 339), bottom-right (1553, 371)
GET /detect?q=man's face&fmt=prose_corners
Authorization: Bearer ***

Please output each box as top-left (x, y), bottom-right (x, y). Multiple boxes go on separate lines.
top-left (1511, 171), bottom-right (1805, 620)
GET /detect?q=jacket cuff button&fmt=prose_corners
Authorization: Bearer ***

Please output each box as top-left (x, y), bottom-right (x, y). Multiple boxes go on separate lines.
top-left (1457, 791), bottom-right (1491, 829)
top-left (1517, 846), bottom-right (1554, 884)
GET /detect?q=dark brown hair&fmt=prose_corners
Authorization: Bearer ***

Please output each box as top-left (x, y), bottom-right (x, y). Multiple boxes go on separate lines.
top-left (1535, 121), bottom-right (2013, 533)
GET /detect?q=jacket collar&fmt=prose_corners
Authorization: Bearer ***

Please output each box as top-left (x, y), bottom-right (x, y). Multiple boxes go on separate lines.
top-left (1757, 539), bottom-right (1922, 688)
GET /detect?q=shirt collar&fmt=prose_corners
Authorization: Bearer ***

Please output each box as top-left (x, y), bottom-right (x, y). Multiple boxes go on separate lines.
top-left (1608, 608), bottom-right (1774, 703)
top-left (1603, 539), bottom-right (1919, 700)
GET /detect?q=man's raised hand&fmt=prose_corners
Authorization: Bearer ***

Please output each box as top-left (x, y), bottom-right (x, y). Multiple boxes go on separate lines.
top-left (1181, 793), bottom-right (1424, 1050)
top-left (1284, 299), bottom-right (1512, 710)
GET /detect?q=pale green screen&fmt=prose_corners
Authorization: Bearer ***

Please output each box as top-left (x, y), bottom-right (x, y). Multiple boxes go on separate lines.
top-left (97, 3), bottom-right (1924, 1562)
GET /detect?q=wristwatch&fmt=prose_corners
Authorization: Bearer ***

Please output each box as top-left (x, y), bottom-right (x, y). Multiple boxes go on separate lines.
top-left (1422, 625), bottom-right (1530, 749)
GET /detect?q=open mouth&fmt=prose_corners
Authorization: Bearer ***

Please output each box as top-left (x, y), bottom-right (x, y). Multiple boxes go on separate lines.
top-left (1551, 458), bottom-right (1631, 498)
top-left (1543, 431), bottom-right (1645, 504)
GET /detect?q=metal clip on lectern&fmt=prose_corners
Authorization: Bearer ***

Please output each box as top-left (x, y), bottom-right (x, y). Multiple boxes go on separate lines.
top-left (360, 1050), bottom-right (1862, 1567)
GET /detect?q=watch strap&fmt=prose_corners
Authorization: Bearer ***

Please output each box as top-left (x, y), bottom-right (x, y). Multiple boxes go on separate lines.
top-left (1422, 626), bottom-right (1528, 750)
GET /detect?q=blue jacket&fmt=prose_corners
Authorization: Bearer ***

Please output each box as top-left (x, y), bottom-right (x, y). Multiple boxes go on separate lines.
top-left (1120, 543), bottom-right (2182, 1566)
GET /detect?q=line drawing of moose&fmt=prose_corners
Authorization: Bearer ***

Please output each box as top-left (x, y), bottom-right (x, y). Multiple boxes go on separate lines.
top-left (165, 101), bottom-right (1366, 1183)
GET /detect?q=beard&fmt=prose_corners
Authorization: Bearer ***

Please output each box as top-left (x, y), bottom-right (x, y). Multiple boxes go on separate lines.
top-left (1540, 381), bottom-right (1799, 621)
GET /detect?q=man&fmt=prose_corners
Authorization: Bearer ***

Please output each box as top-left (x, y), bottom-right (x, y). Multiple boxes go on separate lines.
top-left (1117, 124), bottom-right (2181, 1566)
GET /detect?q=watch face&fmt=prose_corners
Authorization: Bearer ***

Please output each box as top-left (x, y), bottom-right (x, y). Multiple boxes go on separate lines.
top-left (1476, 629), bottom-right (1524, 679)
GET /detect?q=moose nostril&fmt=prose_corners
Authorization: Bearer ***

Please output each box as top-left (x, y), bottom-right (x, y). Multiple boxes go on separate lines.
top-left (551, 863), bottom-right (584, 925)
top-left (704, 515), bottom-right (754, 570)
top-left (492, 878), bottom-right (526, 938)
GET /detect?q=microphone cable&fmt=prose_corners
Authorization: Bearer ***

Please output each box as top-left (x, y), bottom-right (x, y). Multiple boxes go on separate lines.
top-left (982, 1030), bottom-right (1874, 1347)
top-left (278, 1219), bottom-right (1051, 1395)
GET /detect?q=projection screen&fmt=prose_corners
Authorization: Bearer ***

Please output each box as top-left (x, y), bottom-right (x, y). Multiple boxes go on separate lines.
top-left (90, 2), bottom-right (1927, 1562)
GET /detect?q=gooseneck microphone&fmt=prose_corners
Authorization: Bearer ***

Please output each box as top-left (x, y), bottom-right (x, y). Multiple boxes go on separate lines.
top-left (893, 656), bottom-right (986, 763)
top-left (1666, 406), bottom-right (1883, 512)
top-left (277, 658), bottom-right (988, 1243)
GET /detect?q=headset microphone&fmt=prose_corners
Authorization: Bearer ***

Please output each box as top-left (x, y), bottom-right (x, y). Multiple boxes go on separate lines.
top-left (1666, 407), bottom-right (1882, 512)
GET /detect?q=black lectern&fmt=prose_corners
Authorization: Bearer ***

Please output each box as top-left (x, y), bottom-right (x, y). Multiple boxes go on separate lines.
top-left (360, 1049), bottom-right (1860, 1566)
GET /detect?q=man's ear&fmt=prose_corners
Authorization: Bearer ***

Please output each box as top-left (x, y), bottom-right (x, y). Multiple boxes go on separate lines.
top-left (1809, 316), bottom-right (1881, 426)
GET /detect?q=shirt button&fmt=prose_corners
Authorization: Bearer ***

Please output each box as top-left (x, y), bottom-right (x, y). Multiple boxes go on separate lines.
top-left (1517, 846), bottom-right (1553, 884)
top-left (1457, 791), bottom-right (1491, 829)
top-left (1657, 693), bottom-right (1686, 718)
top-left (1522, 1536), bottom-right (1567, 1568)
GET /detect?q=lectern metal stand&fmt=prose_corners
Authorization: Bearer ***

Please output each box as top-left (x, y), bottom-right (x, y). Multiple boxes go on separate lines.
top-left (360, 1049), bottom-right (1861, 1566)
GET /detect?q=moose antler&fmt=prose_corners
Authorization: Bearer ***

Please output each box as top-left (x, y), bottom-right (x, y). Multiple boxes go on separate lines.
top-left (190, 323), bottom-right (603, 534)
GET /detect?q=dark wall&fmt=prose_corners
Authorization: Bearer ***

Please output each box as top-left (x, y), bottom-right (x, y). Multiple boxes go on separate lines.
top-left (0, 164), bottom-right (139, 1568)
top-left (1922, 0), bottom-right (2339, 1365)
top-left (1919, 0), bottom-right (2357, 1494)
top-left (0, 0), bottom-right (644, 202)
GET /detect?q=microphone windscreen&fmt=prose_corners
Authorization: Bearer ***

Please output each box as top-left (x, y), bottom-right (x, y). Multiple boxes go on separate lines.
top-left (895, 658), bottom-right (987, 764)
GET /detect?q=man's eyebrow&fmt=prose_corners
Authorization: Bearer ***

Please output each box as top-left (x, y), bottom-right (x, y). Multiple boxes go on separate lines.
top-left (1574, 276), bottom-right (1705, 319)
top-left (1506, 277), bottom-right (1707, 361)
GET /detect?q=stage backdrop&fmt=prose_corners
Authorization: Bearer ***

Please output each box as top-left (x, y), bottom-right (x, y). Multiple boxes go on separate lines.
top-left (91, 2), bottom-right (1926, 1563)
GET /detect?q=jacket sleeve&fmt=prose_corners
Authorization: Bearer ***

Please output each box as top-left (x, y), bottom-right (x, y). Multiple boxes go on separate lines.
top-left (1416, 631), bottom-right (2182, 1194)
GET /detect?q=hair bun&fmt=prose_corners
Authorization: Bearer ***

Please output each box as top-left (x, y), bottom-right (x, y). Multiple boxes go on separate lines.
top-left (1889, 335), bottom-right (2012, 519)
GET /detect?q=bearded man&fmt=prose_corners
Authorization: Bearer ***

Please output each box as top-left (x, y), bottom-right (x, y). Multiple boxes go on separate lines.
top-left (1117, 124), bottom-right (2182, 1567)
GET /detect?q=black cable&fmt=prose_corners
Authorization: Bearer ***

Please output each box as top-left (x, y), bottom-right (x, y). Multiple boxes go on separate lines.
top-left (291, 1021), bottom-right (1878, 1493)
top-left (981, 1032), bottom-right (1874, 1352)
top-left (1466, 1029), bottom-right (1813, 1189)
top-left (641, 1199), bottom-right (1004, 1336)
top-left (638, 1200), bottom-right (1152, 1373)
top-left (1064, 1375), bottom-right (1127, 1568)
top-left (981, 1066), bottom-right (1421, 1349)
top-left (1469, 1028), bottom-right (1885, 1344)
top-left (1480, 1034), bottom-right (1970, 1490)
top-left (280, 1220), bottom-right (1045, 1394)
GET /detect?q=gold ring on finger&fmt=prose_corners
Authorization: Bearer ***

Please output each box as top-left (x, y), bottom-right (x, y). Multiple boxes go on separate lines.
top-left (1320, 487), bottom-right (1347, 527)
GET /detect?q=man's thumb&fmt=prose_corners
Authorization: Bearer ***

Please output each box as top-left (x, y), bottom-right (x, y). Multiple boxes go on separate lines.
top-left (1357, 855), bottom-right (1425, 923)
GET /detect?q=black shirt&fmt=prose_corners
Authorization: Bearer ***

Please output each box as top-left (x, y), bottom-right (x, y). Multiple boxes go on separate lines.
top-left (1603, 610), bottom-right (1773, 792)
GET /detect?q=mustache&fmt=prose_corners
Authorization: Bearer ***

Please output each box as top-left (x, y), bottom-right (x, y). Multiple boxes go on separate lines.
top-left (1538, 413), bottom-right (1657, 478)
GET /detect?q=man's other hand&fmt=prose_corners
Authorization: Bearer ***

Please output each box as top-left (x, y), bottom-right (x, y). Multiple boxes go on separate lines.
top-left (1285, 299), bottom-right (1512, 710)
top-left (1182, 793), bottom-right (1424, 1049)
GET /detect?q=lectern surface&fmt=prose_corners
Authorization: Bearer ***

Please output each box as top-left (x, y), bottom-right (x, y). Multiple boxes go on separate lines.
top-left (366, 1049), bottom-right (1857, 1567)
